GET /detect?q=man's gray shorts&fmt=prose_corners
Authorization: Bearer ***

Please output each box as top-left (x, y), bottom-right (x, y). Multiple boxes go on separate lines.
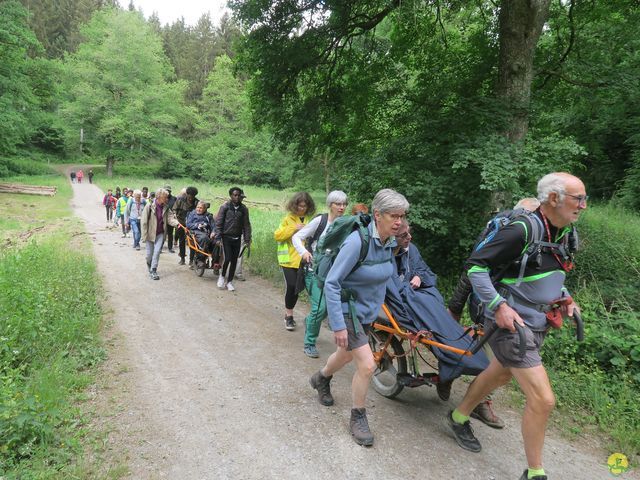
top-left (488, 321), bottom-right (547, 368)
top-left (344, 315), bottom-right (372, 351)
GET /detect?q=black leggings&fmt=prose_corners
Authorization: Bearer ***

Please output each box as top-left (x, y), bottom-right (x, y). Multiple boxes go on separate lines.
top-left (222, 237), bottom-right (242, 282)
top-left (281, 266), bottom-right (301, 310)
top-left (105, 206), bottom-right (113, 221)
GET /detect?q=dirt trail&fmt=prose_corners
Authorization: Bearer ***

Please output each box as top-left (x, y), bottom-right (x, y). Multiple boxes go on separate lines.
top-left (71, 180), bottom-right (630, 480)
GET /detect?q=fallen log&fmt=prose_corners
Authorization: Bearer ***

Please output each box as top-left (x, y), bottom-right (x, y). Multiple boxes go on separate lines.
top-left (213, 195), bottom-right (281, 209)
top-left (0, 183), bottom-right (57, 196)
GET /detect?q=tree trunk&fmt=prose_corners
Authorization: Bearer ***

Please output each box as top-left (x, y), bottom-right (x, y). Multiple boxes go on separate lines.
top-left (497, 0), bottom-right (551, 143)
top-left (106, 155), bottom-right (115, 177)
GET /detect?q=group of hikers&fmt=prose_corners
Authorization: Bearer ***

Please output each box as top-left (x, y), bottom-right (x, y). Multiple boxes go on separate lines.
top-left (272, 172), bottom-right (586, 480)
top-left (70, 168), bottom-right (93, 184)
top-left (94, 170), bottom-right (587, 480)
top-left (101, 185), bottom-right (250, 287)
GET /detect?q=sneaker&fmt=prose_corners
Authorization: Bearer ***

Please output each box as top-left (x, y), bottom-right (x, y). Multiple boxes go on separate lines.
top-left (436, 379), bottom-right (453, 401)
top-left (168, 249), bottom-right (175, 254)
top-left (518, 470), bottom-right (547, 480)
top-left (135, 245), bottom-right (140, 251)
top-left (445, 410), bottom-right (481, 453)
top-left (217, 275), bottom-right (226, 289)
top-left (471, 399), bottom-right (505, 429)
top-left (121, 233), bottom-right (126, 238)
top-left (285, 315), bottom-right (296, 331)
top-left (303, 344), bottom-right (319, 358)
top-left (150, 269), bottom-right (159, 280)
top-left (226, 282), bottom-right (235, 291)
top-left (350, 408), bottom-right (374, 446)
top-left (309, 370), bottom-right (334, 406)
top-left (178, 258), bottom-right (185, 266)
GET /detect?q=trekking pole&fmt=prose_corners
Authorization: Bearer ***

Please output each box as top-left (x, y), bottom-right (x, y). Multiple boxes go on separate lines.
top-left (470, 321), bottom-right (526, 359)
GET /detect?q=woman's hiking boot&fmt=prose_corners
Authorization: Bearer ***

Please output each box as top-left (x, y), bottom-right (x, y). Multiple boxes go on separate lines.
top-left (149, 269), bottom-right (159, 281)
top-left (284, 315), bottom-right (296, 331)
top-left (445, 410), bottom-right (481, 452)
top-left (471, 399), bottom-right (505, 429)
top-left (350, 408), bottom-right (374, 446)
top-left (178, 257), bottom-right (186, 266)
top-left (309, 371), bottom-right (333, 406)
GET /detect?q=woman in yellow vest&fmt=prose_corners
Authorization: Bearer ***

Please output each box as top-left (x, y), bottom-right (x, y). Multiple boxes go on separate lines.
top-left (274, 192), bottom-right (316, 331)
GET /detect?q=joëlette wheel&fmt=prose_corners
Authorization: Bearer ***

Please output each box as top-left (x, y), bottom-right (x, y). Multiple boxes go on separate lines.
top-left (368, 329), bottom-right (407, 398)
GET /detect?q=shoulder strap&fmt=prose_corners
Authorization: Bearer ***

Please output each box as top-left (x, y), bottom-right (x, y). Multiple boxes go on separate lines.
top-left (311, 213), bottom-right (328, 244)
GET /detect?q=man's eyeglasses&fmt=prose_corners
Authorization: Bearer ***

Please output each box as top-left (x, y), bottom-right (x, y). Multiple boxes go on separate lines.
top-left (566, 193), bottom-right (588, 206)
top-left (397, 231), bottom-right (411, 240)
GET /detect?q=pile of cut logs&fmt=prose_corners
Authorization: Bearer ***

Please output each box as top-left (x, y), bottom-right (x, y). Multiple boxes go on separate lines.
top-left (0, 183), bottom-right (57, 196)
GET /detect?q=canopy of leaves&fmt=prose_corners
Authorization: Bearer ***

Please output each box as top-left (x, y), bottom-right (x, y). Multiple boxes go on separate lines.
top-left (231, 0), bottom-right (585, 269)
top-left (58, 9), bottom-right (192, 170)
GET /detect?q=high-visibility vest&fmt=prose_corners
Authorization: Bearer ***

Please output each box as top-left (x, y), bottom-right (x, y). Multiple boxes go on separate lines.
top-left (277, 242), bottom-right (290, 265)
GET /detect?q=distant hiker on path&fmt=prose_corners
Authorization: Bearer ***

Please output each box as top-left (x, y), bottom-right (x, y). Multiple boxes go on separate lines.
top-left (173, 186), bottom-right (199, 267)
top-left (141, 188), bottom-right (179, 281)
top-left (76, 169), bottom-right (84, 183)
top-left (103, 189), bottom-right (116, 223)
top-left (125, 189), bottom-right (146, 251)
top-left (292, 190), bottom-right (348, 358)
top-left (70, 171), bottom-right (76, 183)
top-left (274, 192), bottom-right (315, 332)
top-left (215, 187), bottom-right (252, 292)
top-left (88, 169), bottom-right (94, 184)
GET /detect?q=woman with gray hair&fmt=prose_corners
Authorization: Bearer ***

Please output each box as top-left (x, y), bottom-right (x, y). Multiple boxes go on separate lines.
top-left (309, 188), bottom-right (409, 446)
top-left (125, 189), bottom-right (147, 251)
top-left (292, 190), bottom-right (348, 357)
top-left (141, 188), bottom-right (179, 280)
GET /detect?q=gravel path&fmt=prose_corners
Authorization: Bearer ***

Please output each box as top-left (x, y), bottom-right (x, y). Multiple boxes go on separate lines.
top-left (71, 179), bottom-right (631, 480)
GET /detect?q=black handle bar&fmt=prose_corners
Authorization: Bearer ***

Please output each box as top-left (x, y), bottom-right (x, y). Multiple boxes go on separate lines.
top-left (470, 321), bottom-right (527, 359)
top-left (572, 310), bottom-right (584, 342)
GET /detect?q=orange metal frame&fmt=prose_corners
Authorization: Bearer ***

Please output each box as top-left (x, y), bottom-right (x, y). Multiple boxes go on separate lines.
top-left (372, 303), bottom-right (479, 358)
top-left (180, 224), bottom-right (212, 258)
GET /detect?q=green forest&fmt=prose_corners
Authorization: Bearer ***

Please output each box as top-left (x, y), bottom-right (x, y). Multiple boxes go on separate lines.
top-left (1, 0), bottom-right (640, 476)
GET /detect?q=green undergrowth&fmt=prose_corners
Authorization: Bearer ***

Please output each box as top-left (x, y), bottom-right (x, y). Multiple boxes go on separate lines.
top-left (0, 169), bottom-right (119, 478)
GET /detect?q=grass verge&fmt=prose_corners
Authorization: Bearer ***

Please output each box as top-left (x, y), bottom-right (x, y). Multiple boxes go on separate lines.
top-left (0, 172), bottom-right (123, 478)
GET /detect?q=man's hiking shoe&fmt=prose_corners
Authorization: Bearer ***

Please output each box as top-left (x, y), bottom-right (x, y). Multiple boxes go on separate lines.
top-left (350, 408), bottom-right (374, 446)
top-left (135, 245), bottom-right (140, 251)
top-left (168, 249), bottom-right (175, 254)
top-left (178, 258), bottom-right (186, 266)
top-left (309, 371), bottom-right (334, 406)
top-left (217, 275), bottom-right (226, 289)
top-left (150, 269), bottom-right (159, 281)
top-left (518, 470), bottom-right (547, 480)
top-left (226, 282), bottom-right (235, 291)
top-left (285, 316), bottom-right (296, 331)
top-left (471, 399), bottom-right (505, 429)
top-left (436, 379), bottom-right (453, 401)
top-left (445, 410), bottom-right (481, 453)
top-left (304, 344), bottom-right (319, 358)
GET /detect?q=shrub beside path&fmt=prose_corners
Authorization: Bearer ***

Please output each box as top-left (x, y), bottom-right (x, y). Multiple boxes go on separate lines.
top-left (71, 180), bottom-right (625, 480)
